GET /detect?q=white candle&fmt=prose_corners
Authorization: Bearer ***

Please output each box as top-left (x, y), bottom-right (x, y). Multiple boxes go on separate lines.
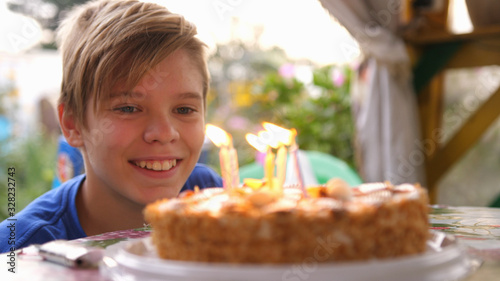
top-left (289, 129), bottom-right (307, 196)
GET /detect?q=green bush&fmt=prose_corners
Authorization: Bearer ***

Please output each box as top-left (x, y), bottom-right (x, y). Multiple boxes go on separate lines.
top-left (0, 133), bottom-right (57, 221)
top-left (227, 64), bottom-right (356, 169)
top-left (264, 65), bottom-right (355, 167)
top-left (205, 42), bottom-right (356, 174)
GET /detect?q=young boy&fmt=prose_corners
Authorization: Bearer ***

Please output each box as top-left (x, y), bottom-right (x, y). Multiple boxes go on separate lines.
top-left (0, 0), bottom-right (222, 253)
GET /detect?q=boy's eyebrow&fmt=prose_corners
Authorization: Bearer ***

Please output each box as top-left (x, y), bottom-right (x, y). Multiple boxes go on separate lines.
top-left (107, 91), bottom-right (202, 100)
top-left (177, 92), bottom-right (203, 100)
top-left (108, 91), bottom-right (142, 100)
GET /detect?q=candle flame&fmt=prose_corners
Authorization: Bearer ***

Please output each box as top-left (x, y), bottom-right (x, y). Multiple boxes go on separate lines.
top-left (262, 122), bottom-right (294, 147)
top-left (246, 122), bottom-right (296, 150)
top-left (206, 124), bottom-right (231, 147)
top-left (258, 130), bottom-right (280, 148)
top-left (245, 133), bottom-right (267, 152)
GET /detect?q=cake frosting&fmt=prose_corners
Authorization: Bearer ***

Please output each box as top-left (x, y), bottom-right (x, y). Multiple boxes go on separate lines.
top-left (144, 180), bottom-right (429, 264)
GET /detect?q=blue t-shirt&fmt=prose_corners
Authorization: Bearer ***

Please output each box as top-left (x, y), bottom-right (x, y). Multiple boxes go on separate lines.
top-left (0, 164), bottom-right (222, 253)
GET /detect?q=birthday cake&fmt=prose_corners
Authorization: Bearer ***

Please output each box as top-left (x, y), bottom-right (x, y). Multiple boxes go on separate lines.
top-left (144, 179), bottom-right (430, 264)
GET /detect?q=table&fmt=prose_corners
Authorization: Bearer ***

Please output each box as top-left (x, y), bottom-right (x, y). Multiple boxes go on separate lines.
top-left (429, 206), bottom-right (500, 281)
top-left (3, 206), bottom-right (500, 281)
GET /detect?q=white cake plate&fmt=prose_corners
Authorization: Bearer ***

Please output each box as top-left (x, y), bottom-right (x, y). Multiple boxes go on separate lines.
top-left (99, 231), bottom-right (480, 281)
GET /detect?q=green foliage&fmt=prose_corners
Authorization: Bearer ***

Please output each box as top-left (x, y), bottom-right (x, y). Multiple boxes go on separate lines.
top-left (256, 65), bottom-right (356, 168)
top-left (205, 40), bottom-right (357, 172)
top-left (0, 133), bottom-right (57, 221)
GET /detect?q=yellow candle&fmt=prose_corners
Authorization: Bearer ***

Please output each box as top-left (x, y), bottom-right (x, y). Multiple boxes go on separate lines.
top-left (262, 122), bottom-right (293, 190)
top-left (264, 146), bottom-right (275, 190)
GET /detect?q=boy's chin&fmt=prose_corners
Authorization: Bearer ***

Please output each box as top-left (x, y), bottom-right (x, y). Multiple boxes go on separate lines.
top-left (136, 188), bottom-right (182, 205)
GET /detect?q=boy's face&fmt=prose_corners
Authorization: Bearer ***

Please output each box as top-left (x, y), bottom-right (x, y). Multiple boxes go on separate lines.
top-left (80, 49), bottom-right (205, 205)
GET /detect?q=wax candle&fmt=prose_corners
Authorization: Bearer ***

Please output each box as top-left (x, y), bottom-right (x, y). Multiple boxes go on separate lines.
top-left (262, 122), bottom-right (292, 189)
top-left (276, 144), bottom-right (287, 188)
top-left (264, 146), bottom-right (275, 190)
top-left (205, 124), bottom-right (239, 189)
top-left (247, 123), bottom-right (303, 194)
top-left (288, 129), bottom-right (306, 196)
top-left (218, 145), bottom-right (231, 189)
top-left (228, 142), bottom-right (239, 188)
top-left (246, 132), bottom-right (273, 188)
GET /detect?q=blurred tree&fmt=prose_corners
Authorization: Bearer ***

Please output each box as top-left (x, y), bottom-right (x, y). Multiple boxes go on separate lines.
top-left (206, 39), bottom-right (356, 171)
top-left (0, 65), bottom-right (56, 221)
top-left (249, 65), bottom-right (355, 168)
top-left (206, 40), bottom-right (291, 168)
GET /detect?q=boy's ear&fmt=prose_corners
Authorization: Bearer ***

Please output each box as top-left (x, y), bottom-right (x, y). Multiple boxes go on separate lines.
top-left (58, 104), bottom-right (84, 147)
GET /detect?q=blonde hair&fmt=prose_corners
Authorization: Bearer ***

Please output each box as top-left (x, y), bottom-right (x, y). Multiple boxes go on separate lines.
top-left (56, 0), bottom-right (209, 126)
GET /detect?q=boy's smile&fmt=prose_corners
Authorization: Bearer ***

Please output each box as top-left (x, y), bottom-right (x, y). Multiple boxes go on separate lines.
top-left (132, 159), bottom-right (177, 171)
top-left (76, 49), bottom-right (205, 206)
top-left (129, 158), bottom-right (180, 180)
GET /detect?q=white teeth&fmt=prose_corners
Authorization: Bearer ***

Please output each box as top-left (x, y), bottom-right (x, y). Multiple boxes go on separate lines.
top-left (135, 160), bottom-right (177, 171)
top-left (152, 162), bottom-right (162, 171)
top-left (162, 161), bottom-right (171, 170)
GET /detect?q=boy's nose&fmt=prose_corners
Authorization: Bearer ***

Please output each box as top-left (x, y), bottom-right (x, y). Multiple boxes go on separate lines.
top-left (143, 116), bottom-right (180, 144)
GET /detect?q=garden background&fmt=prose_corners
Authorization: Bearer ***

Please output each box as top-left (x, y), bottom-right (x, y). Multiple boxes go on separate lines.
top-left (2, 0), bottom-right (500, 222)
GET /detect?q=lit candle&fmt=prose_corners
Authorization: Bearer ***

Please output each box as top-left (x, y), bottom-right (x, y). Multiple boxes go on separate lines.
top-left (259, 129), bottom-right (277, 190)
top-left (245, 132), bottom-right (273, 188)
top-left (262, 122), bottom-right (293, 189)
top-left (205, 124), bottom-right (239, 189)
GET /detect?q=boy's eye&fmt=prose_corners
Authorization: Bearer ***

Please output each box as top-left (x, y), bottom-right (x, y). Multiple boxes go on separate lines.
top-left (115, 106), bottom-right (138, 113)
top-left (176, 107), bottom-right (194, 114)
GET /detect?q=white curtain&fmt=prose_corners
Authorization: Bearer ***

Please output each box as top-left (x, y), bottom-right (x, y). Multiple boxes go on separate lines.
top-left (319, 0), bottom-right (426, 185)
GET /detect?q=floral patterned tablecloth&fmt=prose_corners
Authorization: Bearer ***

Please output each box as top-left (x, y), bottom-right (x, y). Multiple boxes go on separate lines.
top-left (3, 205), bottom-right (500, 281)
top-left (429, 206), bottom-right (500, 262)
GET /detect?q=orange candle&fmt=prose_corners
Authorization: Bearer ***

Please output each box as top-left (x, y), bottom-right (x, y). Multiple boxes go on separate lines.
top-left (218, 145), bottom-right (231, 189)
top-left (276, 144), bottom-right (287, 188)
top-left (228, 144), bottom-right (239, 188)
